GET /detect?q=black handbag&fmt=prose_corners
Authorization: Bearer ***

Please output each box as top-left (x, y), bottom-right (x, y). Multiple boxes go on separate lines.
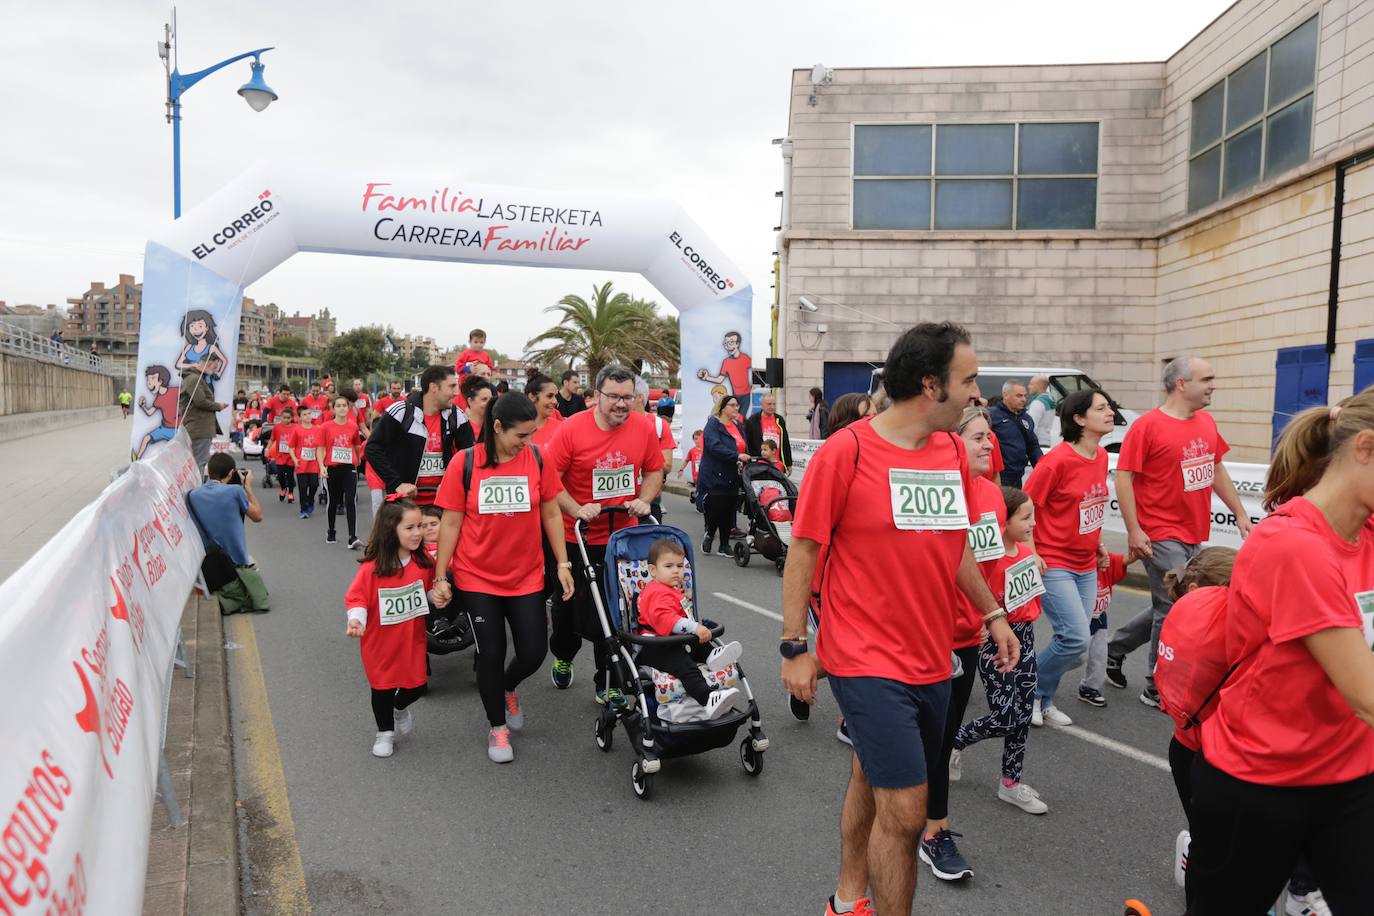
top-left (187, 494), bottom-right (239, 592)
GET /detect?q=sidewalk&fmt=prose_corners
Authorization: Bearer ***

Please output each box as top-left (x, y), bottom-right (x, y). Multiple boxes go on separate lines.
top-left (0, 413), bottom-right (132, 580)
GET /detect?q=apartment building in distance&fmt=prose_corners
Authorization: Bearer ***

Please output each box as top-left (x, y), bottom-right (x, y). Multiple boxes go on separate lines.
top-left (778, 0), bottom-right (1374, 460)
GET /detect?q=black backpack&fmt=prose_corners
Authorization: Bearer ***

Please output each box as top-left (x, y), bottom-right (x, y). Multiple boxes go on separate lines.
top-left (460, 444), bottom-right (543, 492)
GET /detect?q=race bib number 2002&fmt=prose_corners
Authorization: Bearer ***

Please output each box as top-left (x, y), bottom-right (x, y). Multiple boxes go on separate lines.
top-left (889, 469), bottom-right (968, 531)
top-left (378, 579), bottom-right (428, 626)
top-left (967, 511), bottom-right (1004, 562)
top-left (1004, 555), bottom-right (1046, 613)
top-left (592, 466), bottom-right (636, 500)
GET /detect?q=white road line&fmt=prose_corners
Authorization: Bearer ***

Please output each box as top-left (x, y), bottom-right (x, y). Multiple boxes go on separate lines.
top-left (712, 591), bottom-right (784, 622)
top-left (714, 591), bottom-right (1172, 773)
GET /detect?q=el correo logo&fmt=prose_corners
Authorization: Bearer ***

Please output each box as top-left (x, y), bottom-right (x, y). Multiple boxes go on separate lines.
top-left (191, 190), bottom-right (276, 260)
top-left (669, 231), bottom-right (734, 291)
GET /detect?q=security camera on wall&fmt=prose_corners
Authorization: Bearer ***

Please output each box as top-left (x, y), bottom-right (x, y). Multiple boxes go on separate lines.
top-left (810, 64), bottom-right (833, 87)
top-left (798, 296), bottom-right (819, 312)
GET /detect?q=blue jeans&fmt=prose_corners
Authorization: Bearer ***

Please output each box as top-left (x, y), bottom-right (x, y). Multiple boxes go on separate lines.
top-left (1035, 567), bottom-right (1095, 706)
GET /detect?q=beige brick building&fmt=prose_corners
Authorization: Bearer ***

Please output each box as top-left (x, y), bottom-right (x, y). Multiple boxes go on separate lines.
top-left (779, 0), bottom-right (1374, 460)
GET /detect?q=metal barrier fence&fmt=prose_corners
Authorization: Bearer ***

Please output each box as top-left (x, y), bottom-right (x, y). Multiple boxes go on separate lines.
top-left (0, 319), bottom-right (115, 374)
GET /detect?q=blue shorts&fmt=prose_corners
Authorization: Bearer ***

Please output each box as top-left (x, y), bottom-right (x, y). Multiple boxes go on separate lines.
top-left (830, 675), bottom-right (950, 789)
top-left (148, 426), bottom-right (176, 444)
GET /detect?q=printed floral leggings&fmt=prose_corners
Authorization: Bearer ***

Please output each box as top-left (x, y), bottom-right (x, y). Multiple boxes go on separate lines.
top-left (953, 621), bottom-right (1038, 783)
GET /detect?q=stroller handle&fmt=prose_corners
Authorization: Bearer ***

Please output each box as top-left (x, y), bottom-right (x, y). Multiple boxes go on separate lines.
top-left (571, 505), bottom-right (659, 562)
top-left (621, 621), bottom-right (725, 648)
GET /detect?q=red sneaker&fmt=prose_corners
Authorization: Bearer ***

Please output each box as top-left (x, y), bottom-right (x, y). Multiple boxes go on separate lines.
top-left (287, 493), bottom-right (295, 503)
top-left (825, 897), bottom-right (876, 916)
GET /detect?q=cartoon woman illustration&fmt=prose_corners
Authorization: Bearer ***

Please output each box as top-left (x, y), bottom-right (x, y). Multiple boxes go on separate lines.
top-left (174, 309), bottom-right (229, 381)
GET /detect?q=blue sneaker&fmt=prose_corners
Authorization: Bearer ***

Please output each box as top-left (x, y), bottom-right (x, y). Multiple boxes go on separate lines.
top-left (919, 829), bottom-right (973, 882)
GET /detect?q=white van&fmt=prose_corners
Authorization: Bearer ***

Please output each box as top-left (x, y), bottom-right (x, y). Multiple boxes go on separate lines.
top-left (870, 365), bottom-right (1140, 452)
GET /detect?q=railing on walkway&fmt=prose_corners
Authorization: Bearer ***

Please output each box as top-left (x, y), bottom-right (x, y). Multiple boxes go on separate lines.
top-left (0, 319), bottom-right (115, 374)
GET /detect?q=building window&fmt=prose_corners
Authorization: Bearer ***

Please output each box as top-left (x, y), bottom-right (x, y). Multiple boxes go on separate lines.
top-left (1188, 15), bottom-right (1318, 211)
top-left (852, 121), bottom-right (1098, 230)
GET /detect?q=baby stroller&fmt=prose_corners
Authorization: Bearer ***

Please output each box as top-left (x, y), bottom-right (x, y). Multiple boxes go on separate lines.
top-left (732, 459), bottom-right (798, 576)
top-left (578, 508), bottom-right (769, 800)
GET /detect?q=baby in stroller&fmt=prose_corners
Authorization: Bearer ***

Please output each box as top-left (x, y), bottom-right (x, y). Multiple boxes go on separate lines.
top-left (636, 539), bottom-right (743, 720)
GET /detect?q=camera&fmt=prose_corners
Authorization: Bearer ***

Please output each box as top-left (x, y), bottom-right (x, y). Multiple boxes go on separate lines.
top-left (228, 468), bottom-right (243, 486)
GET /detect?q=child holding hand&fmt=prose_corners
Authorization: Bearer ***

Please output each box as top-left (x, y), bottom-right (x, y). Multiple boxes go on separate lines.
top-left (1077, 550), bottom-right (1132, 707)
top-left (634, 539), bottom-right (743, 720)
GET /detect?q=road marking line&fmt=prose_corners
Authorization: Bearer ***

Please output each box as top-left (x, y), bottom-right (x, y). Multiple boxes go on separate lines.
top-left (226, 613), bottom-right (311, 913)
top-left (715, 592), bottom-right (1172, 773)
top-left (712, 592), bottom-right (784, 622)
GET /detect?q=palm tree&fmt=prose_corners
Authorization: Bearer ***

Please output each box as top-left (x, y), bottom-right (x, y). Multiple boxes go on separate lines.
top-left (524, 282), bottom-right (677, 379)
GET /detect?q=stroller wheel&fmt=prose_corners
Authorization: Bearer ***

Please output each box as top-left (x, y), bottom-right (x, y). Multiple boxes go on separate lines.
top-left (733, 541), bottom-right (750, 567)
top-left (1123, 901), bottom-right (1152, 916)
top-left (593, 713), bottom-right (614, 752)
top-left (740, 737), bottom-right (764, 777)
top-left (775, 557), bottom-right (786, 577)
top-left (631, 759), bottom-right (654, 800)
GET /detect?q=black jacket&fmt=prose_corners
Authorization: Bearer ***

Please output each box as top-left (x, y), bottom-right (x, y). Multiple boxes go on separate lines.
top-left (696, 416), bottom-right (745, 499)
top-left (744, 411), bottom-right (793, 468)
top-left (989, 402), bottom-right (1043, 479)
top-left (364, 394), bottom-right (474, 493)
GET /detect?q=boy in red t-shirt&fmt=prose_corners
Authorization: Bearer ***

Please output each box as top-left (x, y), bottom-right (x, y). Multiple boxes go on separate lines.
top-left (454, 328), bottom-right (495, 377)
top-left (760, 440), bottom-right (787, 474)
top-left (677, 429), bottom-right (704, 503)
top-left (632, 539), bottom-right (742, 720)
top-left (1078, 551), bottom-right (1131, 707)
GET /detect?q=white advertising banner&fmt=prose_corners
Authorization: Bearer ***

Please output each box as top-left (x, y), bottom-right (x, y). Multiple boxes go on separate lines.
top-left (0, 435), bottom-right (206, 915)
top-left (134, 163), bottom-right (754, 459)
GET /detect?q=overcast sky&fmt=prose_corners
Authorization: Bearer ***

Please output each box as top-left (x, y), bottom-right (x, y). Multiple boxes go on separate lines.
top-left (1, 0), bottom-right (1234, 359)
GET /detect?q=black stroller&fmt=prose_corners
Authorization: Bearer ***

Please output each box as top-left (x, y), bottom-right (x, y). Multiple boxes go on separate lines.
top-left (578, 508), bottom-right (769, 800)
top-left (731, 459), bottom-right (798, 576)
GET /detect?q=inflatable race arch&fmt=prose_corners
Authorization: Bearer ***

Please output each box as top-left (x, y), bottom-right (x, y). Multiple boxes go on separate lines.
top-left (131, 162), bottom-right (753, 457)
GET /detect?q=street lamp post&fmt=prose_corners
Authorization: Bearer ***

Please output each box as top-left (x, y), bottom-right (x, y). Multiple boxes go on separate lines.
top-left (158, 9), bottom-right (278, 218)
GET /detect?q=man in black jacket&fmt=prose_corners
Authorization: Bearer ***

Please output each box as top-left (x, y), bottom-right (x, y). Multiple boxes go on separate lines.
top-left (744, 392), bottom-right (793, 472)
top-left (364, 365), bottom-right (472, 505)
top-left (989, 378), bottom-right (1042, 486)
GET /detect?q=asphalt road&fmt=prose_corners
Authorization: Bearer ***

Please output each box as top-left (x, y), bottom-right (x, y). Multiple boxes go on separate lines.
top-left (232, 482), bottom-right (1184, 916)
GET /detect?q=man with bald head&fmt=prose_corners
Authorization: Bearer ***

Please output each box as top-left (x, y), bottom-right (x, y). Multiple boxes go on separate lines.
top-left (1025, 375), bottom-right (1056, 444)
top-left (1105, 355), bottom-right (1251, 708)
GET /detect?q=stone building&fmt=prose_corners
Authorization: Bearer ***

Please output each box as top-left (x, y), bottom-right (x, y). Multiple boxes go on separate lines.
top-left (778, 0), bottom-right (1374, 460)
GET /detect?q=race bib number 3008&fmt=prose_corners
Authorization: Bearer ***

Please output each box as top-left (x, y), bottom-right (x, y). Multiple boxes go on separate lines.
top-left (592, 466), bottom-right (636, 500)
top-left (478, 475), bottom-right (530, 514)
top-left (1181, 455), bottom-right (1215, 493)
top-left (889, 469), bottom-right (968, 531)
top-left (378, 580), bottom-right (428, 626)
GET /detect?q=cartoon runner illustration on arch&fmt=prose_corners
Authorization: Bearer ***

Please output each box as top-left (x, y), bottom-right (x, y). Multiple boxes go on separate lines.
top-left (696, 330), bottom-right (751, 403)
top-left (136, 364), bottom-right (181, 458)
top-left (174, 308), bottom-right (229, 381)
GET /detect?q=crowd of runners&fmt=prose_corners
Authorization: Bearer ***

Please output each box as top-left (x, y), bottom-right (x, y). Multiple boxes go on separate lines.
top-left (202, 321), bottom-right (1374, 916)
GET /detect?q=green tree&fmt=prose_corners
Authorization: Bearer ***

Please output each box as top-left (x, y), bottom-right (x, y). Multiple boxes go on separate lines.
top-left (322, 327), bottom-right (391, 380)
top-left (524, 282), bottom-right (677, 380)
top-left (265, 334), bottom-right (308, 357)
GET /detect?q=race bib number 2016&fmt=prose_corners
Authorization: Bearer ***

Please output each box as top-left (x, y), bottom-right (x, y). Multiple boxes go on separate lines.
top-left (478, 475), bottom-right (530, 514)
top-left (889, 469), bottom-right (968, 531)
top-left (1004, 555), bottom-right (1045, 613)
top-left (378, 580), bottom-right (428, 626)
top-left (592, 466), bottom-right (636, 500)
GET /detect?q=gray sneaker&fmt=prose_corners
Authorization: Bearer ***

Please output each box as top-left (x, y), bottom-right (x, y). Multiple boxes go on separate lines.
top-left (487, 726), bottom-right (514, 763)
top-left (997, 781), bottom-right (1048, 814)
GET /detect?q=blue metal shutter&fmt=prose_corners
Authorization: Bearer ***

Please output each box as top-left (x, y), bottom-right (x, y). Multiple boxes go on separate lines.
top-left (1271, 344), bottom-right (1329, 448)
top-left (1355, 339), bottom-right (1374, 393)
top-left (822, 362), bottom-right (876, 404)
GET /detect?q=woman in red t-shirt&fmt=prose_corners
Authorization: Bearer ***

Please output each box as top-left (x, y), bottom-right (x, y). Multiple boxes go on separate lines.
top-left (952, 486), bottom-right (1050, 816)
top-left (320, 395), bottom-right (365, 548)
top-left (431, 393), bottom-right (575, 764)
top-left (1185, 394), bottom-right (1374, 911)
top-left (524, 373), bottom-right (563, 449)
top-left (1023, 388), bottom-right (1114, 727)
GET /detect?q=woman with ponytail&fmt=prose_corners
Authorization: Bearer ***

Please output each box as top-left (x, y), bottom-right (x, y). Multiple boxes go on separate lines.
top-left (1185, 390), bottom-right (1374, 912)
top-left (431, 392), bottom-right (576, 763)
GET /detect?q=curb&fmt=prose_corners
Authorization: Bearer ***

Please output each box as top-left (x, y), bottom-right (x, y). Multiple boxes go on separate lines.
top-left (186, 594), bottom-right (240, 916)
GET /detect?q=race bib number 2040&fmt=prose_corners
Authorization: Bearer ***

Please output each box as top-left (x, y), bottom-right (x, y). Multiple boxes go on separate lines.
top-left (889, 469), bottom-right (968, 531)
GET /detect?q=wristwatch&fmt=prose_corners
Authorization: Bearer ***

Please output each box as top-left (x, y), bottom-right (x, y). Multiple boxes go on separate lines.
top-left (779, 638), bottom-right (809, 659)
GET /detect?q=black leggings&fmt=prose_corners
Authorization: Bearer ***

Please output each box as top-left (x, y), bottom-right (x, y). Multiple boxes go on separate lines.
top-left (928, 645), bottom-right (979, 822)
top-left (277, 465), bottom-right (296, 493)
top-left (637, 641), bottom-right (712, 705)
top-left (703, 491), bottom-right (736, 547)
top-left (549, 542), bottom-right (613, 686)
top-left (461, 589), bottom-right (548, 727)
top-left (370, 685), bottom-right (427, 731)
top-left (296, 472), bottom-right (319, 507)
top-left (1186, 754), bottom-right (1373, 913)
top-left (326, 465), bottom-right (357, 538)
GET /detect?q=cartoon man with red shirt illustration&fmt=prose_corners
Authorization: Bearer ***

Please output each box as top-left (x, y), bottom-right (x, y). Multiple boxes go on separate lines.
top-left (696, 330), bottom-right (751, 402)
top-left (136, 364), bottom-right (180, 458)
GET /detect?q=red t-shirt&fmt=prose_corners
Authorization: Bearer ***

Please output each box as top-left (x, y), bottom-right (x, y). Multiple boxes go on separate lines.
top-left (1202, 498), bottom-right (1374, 786)
top-left (455, 349), bottom-right (495, 375)
top-left (263, 394), bottom-right (296, 424)
top-left (300, 395), bottom-right (331, 421)
top-left (795, 419), bottom-right (973, 685)
top-left (546, 410), bottom-right (665, 545)
top-left (374, 395), bottom-right (400, 417)
top-left (983, 430), bottom-right (1005, 482)
top-left (414, 413), bottom-right (445, 505)
top-left (637, 580), bottom-right (692, 637)
top-left (531, 411), bottom-right (563, 449)
top-left (151, 388), bottom-right (179, 427)
top-left (685, 446), bottom-right (703, 482)
top-left (953, 476), bottom-right (1008, 648)
top-left (271, 422), bottom-right (296, 466)
top-left (1167, 585), bottom-right (1228, 752)
top-left (761, 415), bottom-right (782, 449)
top-left (725, 421), bottom-right (747, 454)
top-left (344, 556), bottom-right (434, 690)
top-left (434, 443), bottom-right (562, 596)
top-left (287, 424), bottom-right (324, 473)
top-left (319, 419), bottom-right (362, 467)
top-left (1025, 441), bottom-right (1110, 572)
top-left (1118, 408), bottom-right (1229, 544)
top-left (719, 353), bottom-right (751, 395)
top-left (1094, 552), bottom-right (1128, 620)
top-left (651, 414), bottom-right (677, 455)
top-left (983, 541), bottom-right (1044, 624)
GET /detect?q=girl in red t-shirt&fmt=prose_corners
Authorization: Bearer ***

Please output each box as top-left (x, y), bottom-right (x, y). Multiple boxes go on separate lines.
top-left (288, 408), bottom-right (323, 518)
top-left (1186, 394), bottom-right (1374, 911)
top-left (320, 395), bottom-right (364, 547)
top-left (431, 393), bottom-right (576, 764)
top-left (269, 408), bottom-right (297, 503)
top-left (344, 497), bottom-right (450, 758)
top-left (953, 486), bottom-right (1049, 816)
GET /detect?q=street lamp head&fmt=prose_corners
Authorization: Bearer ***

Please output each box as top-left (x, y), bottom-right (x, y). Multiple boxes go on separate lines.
top-left (238, 59), bottom-right (277, 112)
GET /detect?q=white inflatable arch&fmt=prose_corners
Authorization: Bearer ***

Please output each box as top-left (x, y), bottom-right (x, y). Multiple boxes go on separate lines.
top-left (131, 162), bottom-right (753, 454)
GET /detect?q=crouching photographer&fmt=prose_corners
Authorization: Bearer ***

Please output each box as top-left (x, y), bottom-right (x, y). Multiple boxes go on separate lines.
top-left (188, 453), bottom-right (270, 614)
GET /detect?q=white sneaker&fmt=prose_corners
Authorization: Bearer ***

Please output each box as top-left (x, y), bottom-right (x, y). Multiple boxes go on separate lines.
top-left (394, 707), bottom-right (413, 738)
top-left (1031, 698), bottom-right (1044, 727)
top-left (705, 640), bottom-right (742, 671)
top-left (1286, 889), bottom-right (1332, 916)
top-left (948, 749), bottom-right (962, 783)
top-left (1041, 705), bottom-right (1073, 728)
top-left (371, 731), bottom-right (395, 758)
top-left (1174, 829), bottom-right (1189, 889)
top-left (504, 692), bottom-right (524, 731)
top-left (704, 687), bottom-right (741, 720)
top-left (997, 781), bottom-right (1049, 814)
top-left (487, 726), bottom-right (514, 763)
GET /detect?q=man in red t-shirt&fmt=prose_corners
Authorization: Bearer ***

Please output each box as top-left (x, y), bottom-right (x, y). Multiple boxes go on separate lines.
top-left (781, 323), bottom-right (1018, 916)
top-left (262, 385), bottom-right (297, 425)
top-left (696, 330), bottom-right (751, 402)
top-left (299, 382), bottom-right (330, 423)
top-left (545, 364), bottom-right (665, 704)
top-left (1106, 355), bottom-right (1251, 706)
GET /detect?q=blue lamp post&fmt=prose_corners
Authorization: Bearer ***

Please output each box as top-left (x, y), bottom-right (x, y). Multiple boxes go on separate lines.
top-left (159, 11), bottom-right (278, 218)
